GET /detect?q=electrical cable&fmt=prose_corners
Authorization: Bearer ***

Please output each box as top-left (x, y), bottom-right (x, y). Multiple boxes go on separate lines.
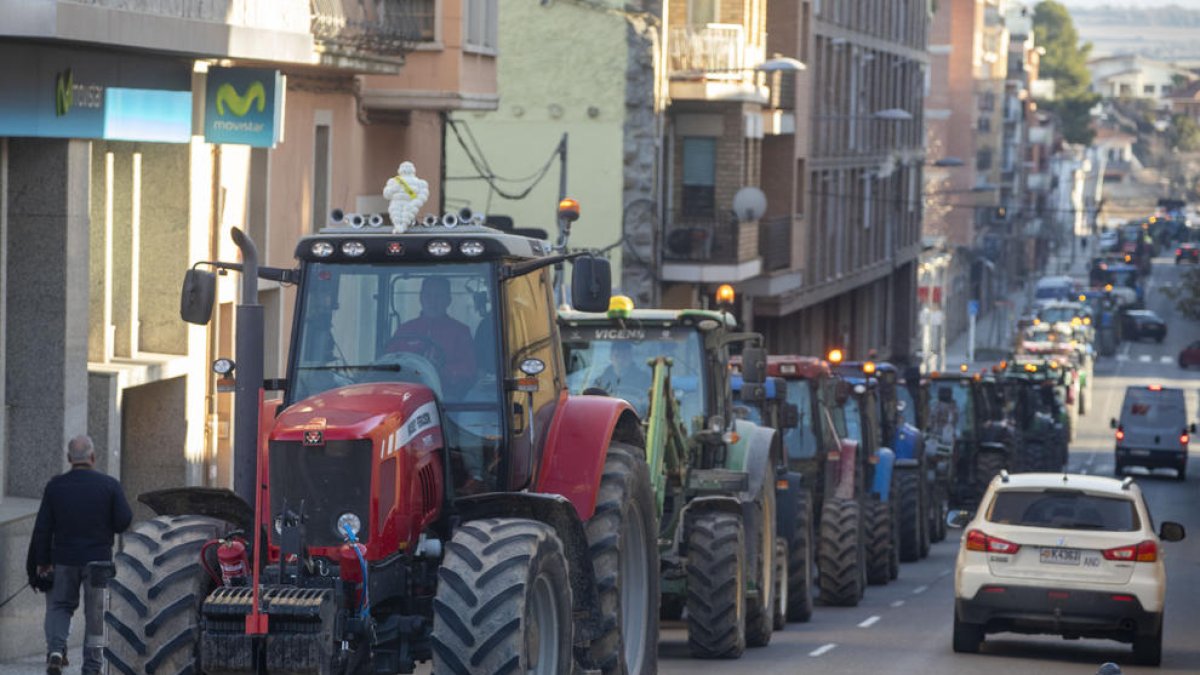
top-left (199, 540), bottom-right (223, 586)
top-left (0, 583), bottom-right (29, 609)
top-left (446, 119), bottom-right (562, 200)
top-left (343, 524), bottom-right (370, 617)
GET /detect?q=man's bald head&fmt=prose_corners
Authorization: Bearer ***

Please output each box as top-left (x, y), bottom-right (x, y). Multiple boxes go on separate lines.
top-left (67, 435), bottom-right (95, 466)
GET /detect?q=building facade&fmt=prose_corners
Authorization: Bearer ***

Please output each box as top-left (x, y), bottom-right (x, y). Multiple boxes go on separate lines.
top-left (0, 0), bottom-right (494, 659)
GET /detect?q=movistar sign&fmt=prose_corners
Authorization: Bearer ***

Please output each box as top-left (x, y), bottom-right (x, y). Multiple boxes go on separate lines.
top-left (204, 67), bottom-right (283, 147)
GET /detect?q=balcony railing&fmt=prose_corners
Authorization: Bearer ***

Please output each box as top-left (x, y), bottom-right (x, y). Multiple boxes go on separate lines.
top-left (669, 24), bottom-right (765, 79)
top-left (663, 214), bottom-right (760, 264)
top-left (311, 0), bottom-right (432, 56)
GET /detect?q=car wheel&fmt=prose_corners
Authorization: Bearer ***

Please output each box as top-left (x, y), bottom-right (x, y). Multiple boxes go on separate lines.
top-left (1114, 459), bottom-right (1124, 477)
top-left (1133, 621), bottom-right (1163, 666)
top-left (952, 613), bottom-right (984, 654)
top-left (1178, 459), bottom-right (1187, 482)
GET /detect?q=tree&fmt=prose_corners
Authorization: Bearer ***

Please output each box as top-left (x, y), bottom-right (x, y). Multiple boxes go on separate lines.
top-left (1164, 267), bottom-right (1200, 321)
top-left (1033, 1), bottom-right (1101, 145)
top-left (1167, 114), bottom-right (1200, 153)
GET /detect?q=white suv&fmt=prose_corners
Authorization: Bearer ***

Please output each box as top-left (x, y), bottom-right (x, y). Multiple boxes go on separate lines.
top-left (952, 472), bottom-right (1186, 666)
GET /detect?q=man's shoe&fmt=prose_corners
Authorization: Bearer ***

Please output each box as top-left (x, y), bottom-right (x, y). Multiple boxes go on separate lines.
top-left (46, 652), bottom-right (63, 675)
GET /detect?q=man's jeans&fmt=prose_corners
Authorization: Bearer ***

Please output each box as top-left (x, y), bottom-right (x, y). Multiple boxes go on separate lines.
top-left (45, 564), bottom-right (105, 673)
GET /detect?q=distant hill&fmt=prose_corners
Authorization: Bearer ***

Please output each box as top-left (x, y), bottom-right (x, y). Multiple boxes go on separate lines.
top-left (1069, 5), bottom-right (1200, 59)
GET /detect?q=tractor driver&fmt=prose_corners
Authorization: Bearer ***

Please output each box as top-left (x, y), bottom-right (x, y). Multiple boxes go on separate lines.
top-left (931, 385), bottom-right (960, 448)
top-left (386, 276), bottom-right (477, 397)
top-left (592, 341), bottom-right (651, 406)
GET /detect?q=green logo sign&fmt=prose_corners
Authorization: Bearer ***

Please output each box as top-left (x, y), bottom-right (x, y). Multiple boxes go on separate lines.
top-left (214, 81), bottom-right (266, 118)
top-left (55, 69), bottom-right (73, 117)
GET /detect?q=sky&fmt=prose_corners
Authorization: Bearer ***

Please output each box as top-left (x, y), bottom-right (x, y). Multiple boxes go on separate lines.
top-left (1065, 1), bottom-right (1200, 7)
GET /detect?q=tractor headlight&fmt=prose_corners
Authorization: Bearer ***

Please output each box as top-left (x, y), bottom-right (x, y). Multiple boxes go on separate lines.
top-left (341, 241), bottom-right (366, 257)
top-left (337, 512), bottom-right (362, 539)
top-left (460, 240), bottom-right (485, 256)
top-left (427, 240), bottom-right (452, 257)
top-left (311, 241), bottom-right (334, 258)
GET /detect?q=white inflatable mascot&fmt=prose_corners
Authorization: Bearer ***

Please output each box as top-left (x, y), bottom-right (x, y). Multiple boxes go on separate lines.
top-left (384, 161), bottom-right (430, 233)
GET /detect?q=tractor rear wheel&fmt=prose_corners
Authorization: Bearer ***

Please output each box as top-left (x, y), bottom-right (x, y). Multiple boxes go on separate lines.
top-left (583, 443), bottom-right (659, 675)
top-left (104, 515), bottom-right (228, 675)
top-left (929, 484), bottom-right (948, 543)
top-left (685, 511), bottom-right (747, 659)
top-left (771, 537), bottom-right (788, 631)
top-left (974, 451), bottom-right (1006, 498)
top-left (431, 518), bottom-right (573, 675)
top-left (745, 482), bottom-right (777, 648)
top-left (817, 498), bottom-right (864, 607)
top-left (785, 488), bottom-right (815, 623)
top-left (917, 476), bottom-right (932, 558)
top-left (897, 471), bottom-right (922, 562)
top-left (865, 500), bottom-right (893, 585)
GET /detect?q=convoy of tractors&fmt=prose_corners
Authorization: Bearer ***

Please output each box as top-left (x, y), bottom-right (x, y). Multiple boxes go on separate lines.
top-left (99, 179), bottom-right (1098, 674)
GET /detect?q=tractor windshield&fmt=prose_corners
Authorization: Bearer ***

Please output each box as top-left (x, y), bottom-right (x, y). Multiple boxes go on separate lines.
top-left (783, 380), bottom-right (820, 459)
top-left (289, 261), bottom-right (503, 477)
top-left (562, 325), bottom-right (707, 432)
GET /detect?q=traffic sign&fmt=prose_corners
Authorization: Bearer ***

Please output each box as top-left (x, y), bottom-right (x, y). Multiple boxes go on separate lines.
top-left (968, 300), bottom-right (980, 317)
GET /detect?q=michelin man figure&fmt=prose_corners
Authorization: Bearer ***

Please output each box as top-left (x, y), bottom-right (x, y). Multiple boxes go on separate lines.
top-left (384, 161), bottom-right (430, 233)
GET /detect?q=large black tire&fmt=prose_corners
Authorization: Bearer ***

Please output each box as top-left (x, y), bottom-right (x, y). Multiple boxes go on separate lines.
top-left (771, 537), bottom-right (788, 631)
top-left (929, 484), bottom-right (948, 543)
top-left (104, 515), bottom-right (228, 675)
top-left (431, 518), bottom-right (573, 674)
top-left (865, 500), bottom-right (892, 586)
top-left (897, 471), bottom-right (922, 562)
top-left (686, 510), bottom-right (747, 659)
top-left (917, 475), bottom-right (932, 558)
top-left (744, 483), bottom-right (776, 648)
top-left (583, 443), bottom-right (659, 675)
top-left (1017, 442), bottom-right (1049, 473)
top-left (974, 451), bottom-right (1007, 498)
top-left (817, 498), bottom-right (864, 607)
top-left (785, 489), bottom-right (815, 622)
top-left (1133, 622), bottom-right (1163, 666)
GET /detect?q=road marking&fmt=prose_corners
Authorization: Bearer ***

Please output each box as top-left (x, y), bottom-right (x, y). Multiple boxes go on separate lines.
top-left (810, 643), bottom-right (837, 657)
top-left (890, 600), bottom-right (905, 608)
top-left (858, 615), bottom-right (881, 628)
top-left (1116, 354), bottom-right (1130, 362)
top-left (913, 585), bottom-right (929, 595)
top-left (1161, 356), bottom-right (1173, 364)
top-left (938, 569), bottom-right (952, 578)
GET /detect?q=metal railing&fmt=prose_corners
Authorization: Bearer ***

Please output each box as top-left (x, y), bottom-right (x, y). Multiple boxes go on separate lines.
top-left (669, 24), bottom-right (765, 78)
top-left (311, 0), bottom-right (433, 55)
top-left (663, 214), bottom-right (760, 264)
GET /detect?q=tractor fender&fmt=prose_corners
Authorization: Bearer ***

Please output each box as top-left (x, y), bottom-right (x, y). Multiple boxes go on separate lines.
top-left (138, 487), bottom-right (254, 534)
top-left (892, 422), bottom-right (923, 462)
top-left (537, 393), bottom-right (643, 521)
top-left (454, 492), bottom-right (606, 643)
top-left (871, 447), bottom-right (896, 501)
top-left (774, 471), bottom-right (804, 544)
top-left (728, 418), bottom-right (782, 504)
top-left (677, 495), bottom-right (743, 553)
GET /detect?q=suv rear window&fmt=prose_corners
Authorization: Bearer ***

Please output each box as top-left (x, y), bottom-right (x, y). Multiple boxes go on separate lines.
top-left (986, 489), bottom-right (1140, 532)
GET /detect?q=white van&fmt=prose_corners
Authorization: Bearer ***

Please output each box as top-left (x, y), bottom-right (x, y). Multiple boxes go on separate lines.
top-left (1111, 386), bottom-right (1195, 479)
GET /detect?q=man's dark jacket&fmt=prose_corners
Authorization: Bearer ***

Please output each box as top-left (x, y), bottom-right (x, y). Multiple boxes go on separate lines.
top-left (26, 467), bottom-right (133, 588)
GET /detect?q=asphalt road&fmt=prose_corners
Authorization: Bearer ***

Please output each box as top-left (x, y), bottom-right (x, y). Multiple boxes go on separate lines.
top-left (658, 254), bottom-right (1200, 675)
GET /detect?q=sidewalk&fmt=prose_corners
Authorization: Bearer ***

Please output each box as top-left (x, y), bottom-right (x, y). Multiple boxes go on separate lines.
top-left (945, 237), bottom-right (1094, 368)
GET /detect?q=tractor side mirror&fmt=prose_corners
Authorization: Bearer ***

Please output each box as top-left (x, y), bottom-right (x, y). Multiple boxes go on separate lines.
top-left (180, 268), bottom-right (217, 325)
top-left (741, 346), bottom-right (767, 385)
top-left (781, 403), bottom-right (800, 429)
top-left (571, 256), bottom-right (611, 313)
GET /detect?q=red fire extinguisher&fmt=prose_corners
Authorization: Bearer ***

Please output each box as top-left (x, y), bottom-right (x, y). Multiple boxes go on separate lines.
top-left (217, 538), bottom-right (249, 586)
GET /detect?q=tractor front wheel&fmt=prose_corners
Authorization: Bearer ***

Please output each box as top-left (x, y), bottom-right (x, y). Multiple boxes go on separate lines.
top-left (583, 443), bottom-right (659, 675)
top-left (785, 488), bottom-right (815, 622)
top-left (685, 511), bottom-right (747, 659)
top-left (104, 515), bottom-right (228, 675)
top-left (431, 518), bottom-right (573, 675)
top-left (897, 471), bottom-right (922, 562)
top-left (745, 482), bottom-right (777, 648)
top-left (817, 498), bottom-right (864, 607)
top-left (865, 500), bottom-right (893, 585)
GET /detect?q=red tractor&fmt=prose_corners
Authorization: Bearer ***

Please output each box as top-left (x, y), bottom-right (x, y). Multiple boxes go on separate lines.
top-left (104, 203), bottom-right (659, 674)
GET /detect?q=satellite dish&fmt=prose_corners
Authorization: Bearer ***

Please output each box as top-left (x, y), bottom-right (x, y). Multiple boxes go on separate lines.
top-left (732, 187), bottom-right (767, 222)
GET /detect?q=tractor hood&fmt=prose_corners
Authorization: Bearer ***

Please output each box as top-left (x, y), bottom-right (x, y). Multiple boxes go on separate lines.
top-left (273, 382), bottom-right (440, 444)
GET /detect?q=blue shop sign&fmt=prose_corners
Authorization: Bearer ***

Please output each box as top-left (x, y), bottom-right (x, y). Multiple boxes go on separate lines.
top-left (0, 44), bottom-right (192, 142)
top-left (203, 68), bottom-right (284, 148)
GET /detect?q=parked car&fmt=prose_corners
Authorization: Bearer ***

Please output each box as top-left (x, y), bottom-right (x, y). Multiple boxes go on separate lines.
top-left (1111, 385), bottom-right (1194, 480)
top-left (1176, 242), bottom-right (1199, 264)
top-left (1099, 230), bottom-right (1119, 252)
top-left (1120, 310), bottom-right (1166, 342)
top-left (952, 472), bottom-right (1186, 666)
top-left (1180, 340), bottom-right (1200, 369)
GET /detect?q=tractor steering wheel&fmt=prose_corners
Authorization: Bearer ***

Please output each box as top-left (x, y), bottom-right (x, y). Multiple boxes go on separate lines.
top-left (374, 350), bottom-right (444, 399)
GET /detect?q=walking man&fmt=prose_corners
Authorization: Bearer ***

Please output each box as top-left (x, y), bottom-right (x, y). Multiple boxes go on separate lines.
top-left (26, 435), bottom-right (132, 674)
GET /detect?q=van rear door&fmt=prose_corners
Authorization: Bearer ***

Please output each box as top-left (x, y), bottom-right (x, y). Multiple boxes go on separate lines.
top-left (1120, 387), bottom-right (1186, 451)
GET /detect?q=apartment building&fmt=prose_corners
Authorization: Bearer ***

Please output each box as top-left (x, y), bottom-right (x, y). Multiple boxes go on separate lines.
top-left (753, 0), bottom-right (929, 361)
top-left (0, 0), bottom-right (493, 658)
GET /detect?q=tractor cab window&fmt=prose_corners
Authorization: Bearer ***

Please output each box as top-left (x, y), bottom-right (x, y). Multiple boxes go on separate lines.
top-left (784, 381), bottom-right (820, 459)
top-left (895, 385), bottom-right (916, 427)
top-left (289, 261), bottom-right (503, 490)
top-left (841, 396), bottom-right (864, 447)
top-left (562, 325), bottom-right (707, 433)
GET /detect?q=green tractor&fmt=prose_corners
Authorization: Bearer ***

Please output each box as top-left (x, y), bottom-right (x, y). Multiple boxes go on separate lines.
top-left (1002, 359), bottom-right (1071, 472)
top-left (927, 369), bottom-right (1016, 511)
top-left (559, 300), bottom-right (785, 658)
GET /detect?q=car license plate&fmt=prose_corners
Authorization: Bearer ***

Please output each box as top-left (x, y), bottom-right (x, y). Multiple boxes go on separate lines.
top-left (1040, 547), bottom-right (1081, 565)
top-left (1131, 449), bottom-right (1151, 457)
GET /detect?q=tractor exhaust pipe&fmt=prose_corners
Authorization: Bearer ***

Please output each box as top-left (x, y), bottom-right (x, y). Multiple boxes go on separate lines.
top-left (230, 227), bottom-right (263, 509)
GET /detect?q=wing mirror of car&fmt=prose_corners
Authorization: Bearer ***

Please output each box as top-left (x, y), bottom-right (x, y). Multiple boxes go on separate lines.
top-left (1109, 418), bottom-right (1118, 429)
top-left (946, 509), bottom-right (973, 529)
top-left (1159, 521), bottom-right (1186, 542)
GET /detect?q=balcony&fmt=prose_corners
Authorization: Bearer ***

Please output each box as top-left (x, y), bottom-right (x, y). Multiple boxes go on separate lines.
top-left (669, 24), bottom-right (768, 103)
top-left (312, 0), bottom-right (431, 70)
top-left (661, 214), bottom-right (763, 283)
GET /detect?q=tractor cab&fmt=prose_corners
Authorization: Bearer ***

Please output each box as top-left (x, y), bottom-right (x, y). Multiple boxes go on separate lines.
top-left (927, 369), bottom-right (1014, 509)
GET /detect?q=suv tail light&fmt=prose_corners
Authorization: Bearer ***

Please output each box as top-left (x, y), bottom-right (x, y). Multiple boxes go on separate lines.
top-left (965, 529), bottom-right (1021, 554)
top-left (1115, 426), bottom-right (1125, 442)
top-left (1102, 540), bottom-right (1158, 563)
top-left (1182, 432), bottom-right (1190, 445)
